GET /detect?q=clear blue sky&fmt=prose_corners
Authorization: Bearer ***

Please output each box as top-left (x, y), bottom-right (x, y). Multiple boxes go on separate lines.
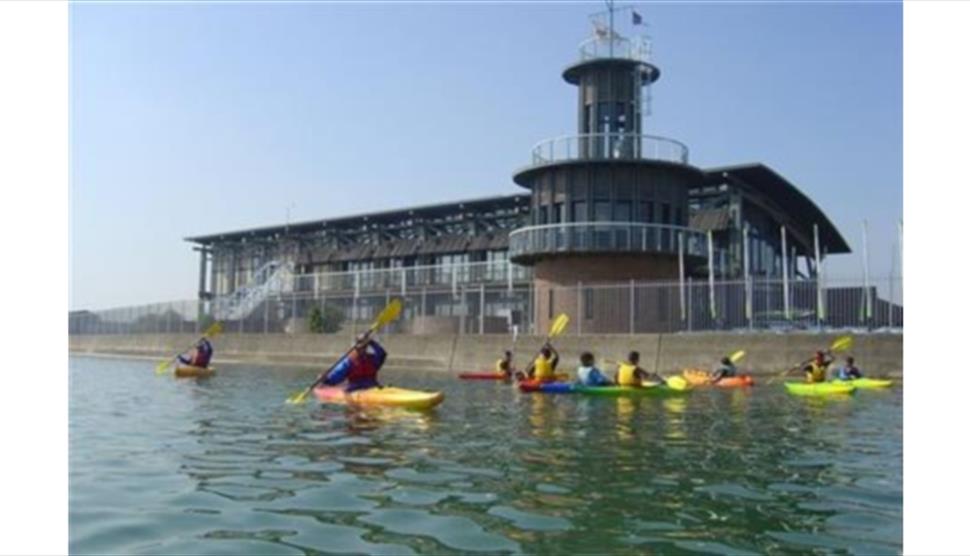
top-left (69, 2), bottom-right (901, 311)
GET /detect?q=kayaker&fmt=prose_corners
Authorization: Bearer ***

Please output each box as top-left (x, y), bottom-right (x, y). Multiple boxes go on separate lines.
top-left (803, 350), bottom-right (833, 383)
top-left (615, 351), bottom-right (659, 387)
top-left (576, 352), bottom-right (612, 386)
top-left (835, 356), bottom-right (864, 380)
top-left (526, 344), bottom-right (560, 382)
top-left (178, 338), bottom-right (213, 368)
top-left (321, 334), bottom-right (387, 392)
top-left (495, 350), bottom-right (515, 379)
top-left (710, 356), bottom-right (737, 384)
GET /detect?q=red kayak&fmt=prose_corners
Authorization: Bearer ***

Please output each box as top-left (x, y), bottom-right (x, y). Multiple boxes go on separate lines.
top-left (458, 372), bottom-right (511, 380)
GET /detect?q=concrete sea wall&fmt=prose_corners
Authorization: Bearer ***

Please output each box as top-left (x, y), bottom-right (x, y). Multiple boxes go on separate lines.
top-left (70, 332), bottom-right (903, 377)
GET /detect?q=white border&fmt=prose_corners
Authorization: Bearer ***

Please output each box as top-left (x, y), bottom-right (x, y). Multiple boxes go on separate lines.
top-left (0, 2), bottom-right (68, 555)
top-left (904, 1), bottom-right (970, 554)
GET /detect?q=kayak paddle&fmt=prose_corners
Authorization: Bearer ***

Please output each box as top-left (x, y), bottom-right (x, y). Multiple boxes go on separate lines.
top-left (285, 298), bottom-right (403, 404)
top-left (155, 321), bottom-right (223, 375)
top-left (769, 335), bottom-right (853, 384)
top-left (519, 314), bottom-right (569, 381)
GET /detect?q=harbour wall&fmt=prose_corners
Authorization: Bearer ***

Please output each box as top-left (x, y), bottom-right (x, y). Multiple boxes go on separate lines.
top-left (69, 332), bottom-right (903, 377)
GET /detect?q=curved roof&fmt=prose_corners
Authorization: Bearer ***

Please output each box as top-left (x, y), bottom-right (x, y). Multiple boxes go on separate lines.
top-left (702, 163), bottom-right (850, 254)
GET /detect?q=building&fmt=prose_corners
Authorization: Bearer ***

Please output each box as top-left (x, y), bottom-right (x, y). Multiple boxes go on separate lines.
top-left (185, 13), bottom-right (860, 334)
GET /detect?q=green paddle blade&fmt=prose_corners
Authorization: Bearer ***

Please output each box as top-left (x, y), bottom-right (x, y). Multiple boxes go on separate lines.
top-left (729, 350), bottom-right (746, 363)
top-left (154, 359), bottom-right (173, 374)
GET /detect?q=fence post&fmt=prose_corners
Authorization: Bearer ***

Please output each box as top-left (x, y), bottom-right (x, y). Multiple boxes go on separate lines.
top-left (813, 223), bottom-right (823, 330)
top-left (678, 232), bottom-right (685, 325)
top-left (507, 260), bottom-right (513, 294)
top-left (479, 283), bottom-right (485, 335)
top-left (629, 279), bottom-right (635, 335)
top-left (577, 281), bottom-right (583, 336)
top-left (687, 276), bottom-right (693, 332)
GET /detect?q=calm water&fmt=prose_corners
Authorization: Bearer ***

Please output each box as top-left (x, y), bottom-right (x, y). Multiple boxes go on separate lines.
top-left (70, 356), bottom-right (901, 555)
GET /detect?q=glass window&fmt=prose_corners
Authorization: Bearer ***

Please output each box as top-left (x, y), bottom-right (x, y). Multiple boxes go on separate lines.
top-left (642, 201), bottom-right (654, 223)
top-left (676, 207), bottom-right (684, 226)
top-left (594, 201), bottom-right (611, 222)
top-left (552, 202), bottom-right (565, 224)
top-left (661, 203), bottom-right (671, 224)
top-left (571, 201), bottom-right (587, 222)
top-left (615, 201), bottom-right (632, 222)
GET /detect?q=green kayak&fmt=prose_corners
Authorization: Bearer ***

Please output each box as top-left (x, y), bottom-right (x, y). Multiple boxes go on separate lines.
top-left (574, 382), bottom-right (690, 397)
top-left (785, 382), bottom-right (856, 396)
top-left (832, 378), bottom-right (893, 389)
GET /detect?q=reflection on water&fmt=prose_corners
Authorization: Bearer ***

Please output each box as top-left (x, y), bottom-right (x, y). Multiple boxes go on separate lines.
top-left (70, 357), bottom-right (901, 555)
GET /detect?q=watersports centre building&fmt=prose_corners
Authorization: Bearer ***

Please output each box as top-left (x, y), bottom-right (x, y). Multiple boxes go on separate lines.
top-left (183, 18), bottom-right (887, 334)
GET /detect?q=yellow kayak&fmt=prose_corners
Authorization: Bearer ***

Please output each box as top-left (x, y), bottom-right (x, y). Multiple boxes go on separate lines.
top-left (313, 386), bottom-right (444, 410)
top-left (174, 365), bottom-right (216, 378)
top-left (785, 382), bottom-right (855, 396)
top-left (832, 378), bottom-right (894, 389)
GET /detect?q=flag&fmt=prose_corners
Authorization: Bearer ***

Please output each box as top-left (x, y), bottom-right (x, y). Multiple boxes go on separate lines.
top-left (632, 10), bottom-right (643, 25)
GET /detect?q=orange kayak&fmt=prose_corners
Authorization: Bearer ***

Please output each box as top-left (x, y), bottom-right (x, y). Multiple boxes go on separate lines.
top-left (683, 369), bottom-right (754, 387)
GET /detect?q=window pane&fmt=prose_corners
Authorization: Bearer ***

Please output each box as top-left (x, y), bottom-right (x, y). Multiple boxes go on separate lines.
top-left (594, 201), bottom-right (611, 222)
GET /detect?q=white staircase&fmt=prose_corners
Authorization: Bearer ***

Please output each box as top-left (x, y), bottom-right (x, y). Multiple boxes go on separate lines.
top-left (213, 261), bottom-right (294, 321)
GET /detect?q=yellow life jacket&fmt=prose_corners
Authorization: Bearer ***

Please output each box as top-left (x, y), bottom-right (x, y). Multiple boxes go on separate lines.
top-left (534, 355), bottom-right (555, 381)
top-left (495, 358), bottom-right (510, 374)
top-left (806, 361), bottom-right (827, 383)
top-left (617, 363), bottom-right (640, 386)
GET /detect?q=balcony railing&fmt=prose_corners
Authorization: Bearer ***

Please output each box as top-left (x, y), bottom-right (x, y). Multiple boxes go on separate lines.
top-left (508, 222), bottom-right (707, 261)
top-left (530, 133), bottom-right (689, 167)
top-left (577, 35), bottom-right (652, 64)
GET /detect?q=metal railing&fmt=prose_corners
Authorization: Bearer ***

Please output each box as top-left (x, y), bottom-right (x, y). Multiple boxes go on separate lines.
top-left (508, 222), bottom-right (708, 260)
top-left (289, 260), bottom-right (533, 295)
top-left (577, 35), bottom-right (652, 64)
top-left (69, 276), bottom-right (902, 337)
top-left (529, 132), bottom-right (689, 166)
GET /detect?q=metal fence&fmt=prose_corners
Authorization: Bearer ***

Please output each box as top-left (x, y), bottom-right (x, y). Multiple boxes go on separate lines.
top-left (69, 276), bottom-right (901, 336)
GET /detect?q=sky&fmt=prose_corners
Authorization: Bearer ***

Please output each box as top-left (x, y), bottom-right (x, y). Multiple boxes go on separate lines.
top-left (69, 2), bottom-right (902, 311)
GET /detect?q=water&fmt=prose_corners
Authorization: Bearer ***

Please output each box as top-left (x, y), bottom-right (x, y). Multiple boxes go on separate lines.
top-left (70, 356), bottom-right (901, 555)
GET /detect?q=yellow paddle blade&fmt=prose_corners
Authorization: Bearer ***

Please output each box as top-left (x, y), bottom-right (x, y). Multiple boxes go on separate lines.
top-left (154, 359), bottom-right (173, 374)
top-left (729, 350), bottom-right (746, 363)
top-left (371, 298), bottom-right (403, 330)
top-left (830, 336), bottom-right (853, 353)
top-left (204, 321), bottom-right (223, 338)
top-left (549, 314), bottom-right (570, 337)
top-left (285, 389), bottom-right (310, 405)
top-left (666, 376), bottom-right (689, 391)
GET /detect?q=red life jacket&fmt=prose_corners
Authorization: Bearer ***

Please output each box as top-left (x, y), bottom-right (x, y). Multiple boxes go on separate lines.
top-left (347, 351), bottom-right (378, 383)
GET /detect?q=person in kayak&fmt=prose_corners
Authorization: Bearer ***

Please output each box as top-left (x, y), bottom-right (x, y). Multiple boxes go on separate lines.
top-left (525, 344), bottom-right (560, 382)
top-left (576, 352), bottom-right (612, 386)
top-left (835, 356), bottom-right (863, 380)
top-left (709, 356), bottom-right (737, 384)
top-left (615, 351), bottom-right (661, 386)
top-left (321, 334), bottom-right (387, 392)
top-left (178, 338), bottom-right (213, 368)
top-left (803, 350), bottom-right (833, 383)
top-left (495, 350), bottom-right (515, 379)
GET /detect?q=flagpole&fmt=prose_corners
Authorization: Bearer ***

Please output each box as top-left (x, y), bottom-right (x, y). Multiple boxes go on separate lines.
top-left (781, 226), bottom-right (790, 321)
top-left (813, 224), bottom-right (822, 329)
top-left (743, 224), bottom-right (751, 329)
top-left (862, 219), bottom-right (871, 328)
top-left (707, 230), bottom-right (716, 323)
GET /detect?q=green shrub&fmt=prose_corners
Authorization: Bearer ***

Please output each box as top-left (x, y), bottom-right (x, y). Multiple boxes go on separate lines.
top-left (309, 304), bottom-right (344, 333)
